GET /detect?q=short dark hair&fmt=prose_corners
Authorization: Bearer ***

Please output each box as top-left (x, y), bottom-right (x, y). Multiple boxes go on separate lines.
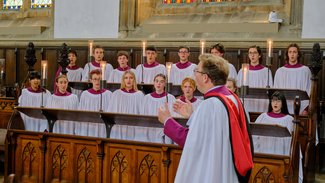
top-left (117, 51), bottom-right (129, 59)
top-left (178, 46), bottom-right (190, 52)
top-left (29, 71), bottom-right (41, 80)
top-left (285, 43), bottom-right (302, 62)
top-left (209, 43), bottom-right (225, 54)
top-left (68, 50), bottom-right (78, 57)
top-left (248, 45), bottom-right (263, 63)
top-left (146, 46), bottom-right (157, 52)
top-left (199, 54), bottom-right (229, 86)
top-left (268, 91), bottom-right (289, 115)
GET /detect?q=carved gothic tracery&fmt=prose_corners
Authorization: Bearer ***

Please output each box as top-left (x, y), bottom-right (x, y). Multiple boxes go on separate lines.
top-left (52, 145), bottom-right (68, 180)
top-left (139, 154), bottom-right (159, 179)
top-left (22, 142), bottom-right (37, 177)
top-left (253, 166), bottom-right (275, 183)
top-left (77, 147), bottom-right (94, 182)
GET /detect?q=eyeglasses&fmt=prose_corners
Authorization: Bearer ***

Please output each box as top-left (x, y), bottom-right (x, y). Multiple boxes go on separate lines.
top-left (248, 52), bottom-right (259, 55)
top-left (193, 68), bottom-right (207, 75)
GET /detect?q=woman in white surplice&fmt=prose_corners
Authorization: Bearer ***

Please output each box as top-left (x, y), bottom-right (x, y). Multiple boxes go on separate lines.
top-left (140, 74), bottom-right (176, 143)
top-left (108, 71), bottom-right (144, 140)
top-left (46, 75), bottom-right (78, 135)
top-left (253, 91), bottom-right (293, 155)
top-left (19, 71), bottom-right (51, 132)
top-left (237, 45), bottom-right (273, 113)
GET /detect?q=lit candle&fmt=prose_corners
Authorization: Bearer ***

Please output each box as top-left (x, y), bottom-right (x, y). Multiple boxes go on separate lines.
top-left (142, 41), bottom-right (147, 57)
top-left (89, 40), bottom-right (93, 57)
top-left (267, 39), bottom-right (273, 57)
top-left (278, 50), bottom-right (282, 57)
top-left (100, 61), bottom-right (107, 80)
top-left (242, 63), bottom-right (249, 86)
top-left (41, 60), bottom-right (48, 79)
top-left (200, 40), bottom-right (205, 55)
top-left (166, 62), bottom-right (173, 81)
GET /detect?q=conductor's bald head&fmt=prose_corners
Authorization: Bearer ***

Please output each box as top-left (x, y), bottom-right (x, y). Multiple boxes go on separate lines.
top-left (199, 54), bottom-right (229, 86)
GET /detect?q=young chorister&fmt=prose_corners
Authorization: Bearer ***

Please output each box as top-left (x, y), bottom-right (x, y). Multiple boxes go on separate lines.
top-left (108, 71), bottom-right (145, 140)
top-left (135, 46), bottom-right (166, 84)
top-left (77, 69), bottom-right (112, 137)
top-left (169, 46), bottom-right (197, 85)
top-left (108, 51), bottom-right (136, 83)
top-left (55, 50), bottom-right (83, 98)
top-left (19, 71), bottom-right (51, 132)
top-left (46, 75), bottom-right (79, 135)
top-left (82, 45), bottom-right (113, 82)
top-left (139, 74), bottom-right (176, 143)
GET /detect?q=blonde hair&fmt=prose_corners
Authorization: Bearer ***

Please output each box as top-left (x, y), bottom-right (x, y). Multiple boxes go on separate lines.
top-left (120, 70), bottom-right (138, 91)
top-left (55, 74), bottom-right (69, 83)
top-left (181, 77), bottom-right (196, 90)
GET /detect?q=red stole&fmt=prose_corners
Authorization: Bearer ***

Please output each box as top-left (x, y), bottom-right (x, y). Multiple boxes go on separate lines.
top-left (204, 91), bottom-right (253, 181)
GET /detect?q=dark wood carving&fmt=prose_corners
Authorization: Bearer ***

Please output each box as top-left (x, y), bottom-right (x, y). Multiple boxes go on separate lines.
top-left (253, 166), bottom-right (275, 183)
top-left (77, 147), bottom-right (95, 183)
top-left (110, 151), bottom-right (128, 182)
top-left (52, 145), bottom-right (68, 181)
top-left (139, 154), bottom-right (159, 183)
top-left (58, 43), bottom-right (70, 76)
top-left (22, 142), bottom-right (37, 178)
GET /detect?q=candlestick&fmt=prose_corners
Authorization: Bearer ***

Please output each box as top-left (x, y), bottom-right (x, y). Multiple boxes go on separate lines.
top-left (100, 61), bottom-right (107, 80)
top-left (278, 50), bottom-right (282, 57)
top-left (267, 39), bottom-right (273, 58)
top-left (238, 49), bottom-right (241, 56)
top-left (89, 40), bottom-right (93, 57)
top-left (142, 41), bottom-right (147, 57)
top-left (242, 63), bottom-right (249, 86)
top-left (200, 40), bottom-right (205, 55)
top-left (166, 62), bottom-right (173, 81)
top-left (41, 60), bottom-right (48, 80)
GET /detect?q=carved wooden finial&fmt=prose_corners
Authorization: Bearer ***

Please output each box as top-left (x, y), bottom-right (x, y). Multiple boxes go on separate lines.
top-left (308, 43), bottom-right (323, 79)
top-left (24, 42), bottom-right (37, 72)
top-left (58, 43), bottom-right (70, 75)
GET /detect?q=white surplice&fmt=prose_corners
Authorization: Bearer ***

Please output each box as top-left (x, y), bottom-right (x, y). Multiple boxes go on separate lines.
top-left (237, 66), bottom-right (273, 113)
top-left (18, 88), bottom-right (51, 132)
top-left (135, 64), bottom-right (166, 84)
top-left (174, 97), bottom-right (239, 183)
top-left (76, 89), bottom-right (112, 137)
top-left (81, 62), bottom-right (113, 81)
top-left (108, 89), bottom-right (145, 141)
top-left (228, 63), bottom-right (237, 79)
top-left (46, 94), bottom-right (79, 135)
top-left (273, 65), bottom-right (311, 114)
top-left (108, 68), bottom-right (136, 83)
top-left (253, 113), bottom-right (294, 155)
top-left (139, 93), bottom-right (177, 143)
top-left (169, 63), bottom-right (197, 85)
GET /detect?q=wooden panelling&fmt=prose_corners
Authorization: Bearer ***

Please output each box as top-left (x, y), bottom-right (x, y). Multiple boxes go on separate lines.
top-left (6, 129), bottom-right (300, 183)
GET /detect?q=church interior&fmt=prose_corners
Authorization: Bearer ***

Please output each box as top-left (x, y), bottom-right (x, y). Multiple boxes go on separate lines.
top-left (0, 0), bottom-right (325, 182)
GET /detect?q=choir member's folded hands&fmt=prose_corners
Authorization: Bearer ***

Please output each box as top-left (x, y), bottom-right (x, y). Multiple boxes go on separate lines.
top-left (173, 99), bottom-right (193, 119)
top-left (158, 102), bottom-right (172, 124)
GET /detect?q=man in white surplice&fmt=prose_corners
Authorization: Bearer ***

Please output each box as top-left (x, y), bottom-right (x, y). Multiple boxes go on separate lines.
top-left (158, 54), bottom-right (253, 183)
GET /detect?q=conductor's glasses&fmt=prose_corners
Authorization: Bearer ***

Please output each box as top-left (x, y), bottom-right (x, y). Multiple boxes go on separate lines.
top-left (193, 68), bottom-right (207, 75)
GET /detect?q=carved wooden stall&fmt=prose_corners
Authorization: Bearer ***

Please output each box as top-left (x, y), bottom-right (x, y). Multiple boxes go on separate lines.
top-left (6, 106), bottom-right (301, 183)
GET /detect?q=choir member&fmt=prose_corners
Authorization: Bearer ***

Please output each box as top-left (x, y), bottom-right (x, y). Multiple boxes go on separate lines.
top-left (169, 46), bottom-right (197, 85)
top-left (77, 69), bottom-right (112, 137)
top-left (46, 75), bottom-right (79, 134)
top-left (108, 51), bottom-right (136, 83)
top-left (81, 45), bottom-right (113, 81)
top-left (55, 50), bottom-right (83, 98)
top-left (18, 71), bottom-right (51, 132)
top-left (140, 74), bottom-right (176, 143)
top-left (209, 43), bottom-right (237, 79)
top-left (108, 70), bottom-right (144, 114)
top-left (273, 43), bottom-right (311, 114)
top-left (226, 77), bottom-right (238, 95)
top-left (135, 46), bottom-right (166, 84)
top-left (236, 45), bottom-right (273, 113)
top-left (253, 91), bottom-right (293, 155)
top-left (108, 71), bottom-right (145, 141)
top-left (158, 54), bottom-right (253, 182)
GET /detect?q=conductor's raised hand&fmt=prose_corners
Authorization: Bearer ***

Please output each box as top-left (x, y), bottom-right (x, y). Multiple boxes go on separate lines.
top-left (173, 99), bottom-right (193, 119)
top-left (158, 102), bottom-right (172, 124)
